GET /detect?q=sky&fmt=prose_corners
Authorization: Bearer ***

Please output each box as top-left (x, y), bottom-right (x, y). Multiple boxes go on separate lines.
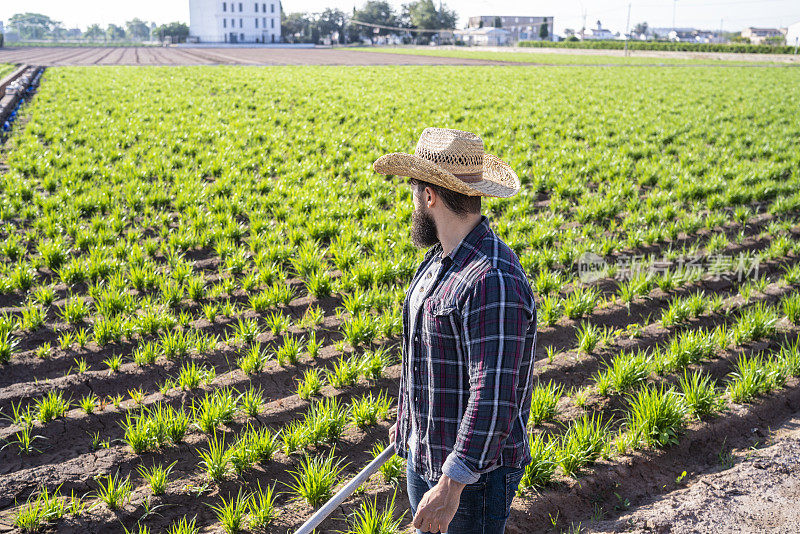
top-left (2, 0), bottom-right (799, 35)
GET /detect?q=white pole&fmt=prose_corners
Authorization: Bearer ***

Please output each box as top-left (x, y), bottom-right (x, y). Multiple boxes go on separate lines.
top-left (624, 3), bottom-right (631, 56)
top-left (672, 0), bottom-right (677, 31)
top-left (294, 443), bottom-right (397, 534)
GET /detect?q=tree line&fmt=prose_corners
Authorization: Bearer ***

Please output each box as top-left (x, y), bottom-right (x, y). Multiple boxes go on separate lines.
top-left (4, 1), bottom-right (458, 46)
top-left (281, 0), bottom-right (457, 44)
top-left (5, 13), bottom-right (188, 43)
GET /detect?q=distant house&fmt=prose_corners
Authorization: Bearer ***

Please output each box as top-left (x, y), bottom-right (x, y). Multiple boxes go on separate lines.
top-left (579, 20), bottom-right (615, 40)
top-left (189, 0), bottom-right (281, 43)
top-left (667, 28), bottom-right (716, 42)
top-left (645, 27), bottom-right (721, 42)
top-left (454, 27), bottom-right (511, 46)
top-left (787, 21), bottom-right (800, 47)
top-left (467, 15), bottom-right (554, 42)
top-left (741, 27), bottom-right (785, 45)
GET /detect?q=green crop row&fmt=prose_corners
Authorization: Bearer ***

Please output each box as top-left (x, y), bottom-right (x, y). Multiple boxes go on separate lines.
top-left (519, 39), bottom-right (800, 55)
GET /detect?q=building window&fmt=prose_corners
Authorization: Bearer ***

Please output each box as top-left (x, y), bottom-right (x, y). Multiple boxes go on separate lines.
top-left (223, 2), bottom-right (227, 11)
top-left (270, 3), bottom-right (274, 13)
top-left (262, 3), bottom-right (266, 12)
top-left (231, 18), bottom-right (235, 27)
top-left (239, 2), bottom-right (243, 11)
top-left (240, 32), bottom-right (244, 41)
top-left (239, 18), bottom-right (243, 28)
top-left (255, 18), bottom-right (258, 28)
top-left (223, 19), bottom-right (227, 28)
top-left (263, 17), bottom-right (266, 27)
top-left (255, 3), bottom-right (258, 12)
top-left (271, 18), bottom-right (274, 28)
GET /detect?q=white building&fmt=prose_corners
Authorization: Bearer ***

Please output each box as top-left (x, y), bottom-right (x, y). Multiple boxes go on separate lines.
top-left (784, 21), bottom-right (800, 47)
top-left (454, 27), bottom-right (511, 46)
top-left (579, 20), bottom-right (615, 40)
top-left (467, 16), bottom-right (554, 42)
top-left (190, 0), bottom-right (281, 43)
top-left (740, 27), bottom-right (785, 45)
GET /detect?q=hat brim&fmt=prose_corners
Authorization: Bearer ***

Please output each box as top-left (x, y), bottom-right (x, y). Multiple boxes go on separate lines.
top-left (373, 152), bottom-right (520, 198)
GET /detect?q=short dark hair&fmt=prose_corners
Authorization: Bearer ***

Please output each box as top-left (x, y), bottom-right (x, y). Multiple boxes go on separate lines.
top-left (411, 178), bottom-right (481, 218)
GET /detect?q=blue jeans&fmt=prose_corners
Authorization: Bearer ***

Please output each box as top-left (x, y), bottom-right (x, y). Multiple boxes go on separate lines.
top-left (406, 454), bottom-right (525, 534)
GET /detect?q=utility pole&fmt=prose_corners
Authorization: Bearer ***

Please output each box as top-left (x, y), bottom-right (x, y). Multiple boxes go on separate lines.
top-left (718, 18), bottom-right (723, 44)
top-left (672, 0), bottom-right (677, 31)
top-left (624, 3), bottom-right (631, 56)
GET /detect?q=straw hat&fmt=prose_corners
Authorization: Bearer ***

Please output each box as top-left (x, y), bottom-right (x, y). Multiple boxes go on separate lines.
top-left (373, 127), bottom-right (520, 198)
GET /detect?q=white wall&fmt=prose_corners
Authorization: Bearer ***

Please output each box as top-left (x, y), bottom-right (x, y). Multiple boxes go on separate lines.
top-left (787, 22), bottom-right (800, 47)
top-left (190, 0), bottom-right (281, 43)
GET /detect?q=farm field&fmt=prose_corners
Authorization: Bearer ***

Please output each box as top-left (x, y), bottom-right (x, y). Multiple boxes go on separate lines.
top-left (354, 45), bottom-right (800, 65)
top-left (0, 47), bottom-right (534, 67)
top-left (0, 64), bottom-right (799, 534)
top-left (1, 45), bottom-right (791, 68)
top-left (0, 64), bottom-right (17, 80)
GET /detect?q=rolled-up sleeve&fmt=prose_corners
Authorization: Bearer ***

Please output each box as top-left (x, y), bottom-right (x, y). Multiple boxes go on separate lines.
top-left (441, 269), bottom-right (532, 483)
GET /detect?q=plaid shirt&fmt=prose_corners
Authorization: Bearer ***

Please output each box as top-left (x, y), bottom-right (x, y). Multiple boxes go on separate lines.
top-left (394, 214), bottom-right (538, 483)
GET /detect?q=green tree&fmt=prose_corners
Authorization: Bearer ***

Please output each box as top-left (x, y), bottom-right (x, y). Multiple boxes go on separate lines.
top-left (633, 21), bottom-right (648, 36)
top-left (539, 20), bottom-right (549, 39)
top-left (439, 4), bottom-right (457, 29)
top-left (282, 12), bottom-right (313, 43)
top-left (407, 0), bottom-right (438, 29)
top-left (9, 12), bottom-right (59, 40)
top-left (126, 18), bottom-right (151, 41)
top-left (494, 16), bottom-right (502, 28)
top-left (106, 24), bottom-right (126, 41)
top-left (51, 22), bottom-right (67, 41)
top-left (351, 1), bottom-right (398, 42)
top-left (764, 35), bottom-right (785, 46)
top-left (403, 0), bottom-right (456, 30)
top-left (154, 22), bottom-right (189, 43)
top-left (316, 8), bottom-right (347, 43)
top-left (84, 24), bottom-right (105, 41)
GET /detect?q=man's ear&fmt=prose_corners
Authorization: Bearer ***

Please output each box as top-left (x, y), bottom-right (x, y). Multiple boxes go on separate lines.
top-left (424, 186), bottom-right (436, 209)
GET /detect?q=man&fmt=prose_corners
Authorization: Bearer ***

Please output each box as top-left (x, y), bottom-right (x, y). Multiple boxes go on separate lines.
top-left (373, 127), bottom-right (538, 534)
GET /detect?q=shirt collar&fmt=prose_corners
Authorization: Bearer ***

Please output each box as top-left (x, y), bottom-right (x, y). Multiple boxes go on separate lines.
top-left (424, 215), bottom-right (491, 268)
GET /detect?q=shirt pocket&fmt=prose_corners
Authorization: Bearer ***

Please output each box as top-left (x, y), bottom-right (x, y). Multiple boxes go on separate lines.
top-left (420, 298), bottom-right (459, 344)
top-left (420, 298), bottom-right (464, 391)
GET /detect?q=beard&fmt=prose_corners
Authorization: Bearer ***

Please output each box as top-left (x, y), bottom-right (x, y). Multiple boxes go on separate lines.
top-left (410, 205), bottom-right (439, 249)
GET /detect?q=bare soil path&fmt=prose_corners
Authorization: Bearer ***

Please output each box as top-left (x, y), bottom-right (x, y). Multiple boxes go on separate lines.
top-left (588, 409), bottom-right (800, 534)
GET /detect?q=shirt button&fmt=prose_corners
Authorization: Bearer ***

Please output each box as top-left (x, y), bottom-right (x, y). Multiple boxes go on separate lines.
top-left (426, 272), bottom-right (432, 278)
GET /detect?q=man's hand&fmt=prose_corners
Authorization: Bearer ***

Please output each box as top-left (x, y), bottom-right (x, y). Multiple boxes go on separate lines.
top-left (413, 475), bottom-right (465, 533)
top-left (389, 422), bottom-right (396, 444)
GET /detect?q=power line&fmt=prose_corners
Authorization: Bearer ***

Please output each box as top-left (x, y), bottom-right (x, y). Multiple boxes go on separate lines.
top-left (348, 19), bottom-right (453, 33)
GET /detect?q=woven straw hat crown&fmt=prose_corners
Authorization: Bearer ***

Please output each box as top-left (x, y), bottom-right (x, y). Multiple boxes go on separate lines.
top-left (414, 128), bottom-right (484, 178)
top-left (373, 127), bottom-right (520, 198)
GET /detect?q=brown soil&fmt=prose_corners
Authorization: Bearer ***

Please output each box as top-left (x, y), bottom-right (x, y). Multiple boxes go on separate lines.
top-left (0, 47), bottom-right (531, 67)
top-left (589, 409), bottom-right (800, 534)
top-left (1, 78), bottom-right (798, 532)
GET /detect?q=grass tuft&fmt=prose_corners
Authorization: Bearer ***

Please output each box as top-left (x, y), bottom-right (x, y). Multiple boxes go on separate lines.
top-left (285, 451), bottom-right (347, 507)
